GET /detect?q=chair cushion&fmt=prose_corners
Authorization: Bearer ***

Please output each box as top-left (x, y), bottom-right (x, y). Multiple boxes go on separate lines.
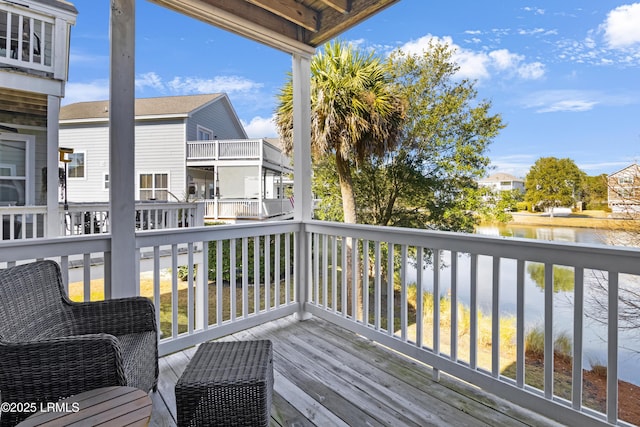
top-left (116, 332), bottom-right (157, 392)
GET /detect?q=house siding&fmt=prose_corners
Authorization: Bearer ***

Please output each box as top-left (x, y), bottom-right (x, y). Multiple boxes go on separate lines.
top-left (135, 120), bottom-right (187, 200)
top-left (59, 124), bottom-right (110, 202)
top-left (188, 100), bottom-right (245, 141)
top-left (60, 120), bottom-right (187, 202)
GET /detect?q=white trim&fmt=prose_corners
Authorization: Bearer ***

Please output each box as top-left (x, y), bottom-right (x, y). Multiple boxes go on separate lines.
top-left (137, 170), bottom-right (170, 201)
top-left (66, 150), bottom-right (86, 180)
top-left (103, 172), bottom-right (110, 190)
top-left (196, 125), bottom-right (213, 141)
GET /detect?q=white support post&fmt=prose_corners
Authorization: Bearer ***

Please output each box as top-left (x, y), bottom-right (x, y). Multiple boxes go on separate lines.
top-left (109, 0), bottom-right (137, 298)
top-left (292, 52), bottom-right (313, 321)
top-left (46, 95), bottom-right (60, 237)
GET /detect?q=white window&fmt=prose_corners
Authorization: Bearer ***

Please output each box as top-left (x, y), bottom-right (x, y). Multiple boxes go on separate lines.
top-left (618, 175), bottom-right (633, 185)
top-left (104, 173), bottom-right (110, 190)
top-left (67, 152), bottom-right (86, 179)
top-left (0, 135), bottom-right (30, 206)
top-left (139, 172), bottom-right (168, 201)
top-left (197, 125), bottom-right (213, 141)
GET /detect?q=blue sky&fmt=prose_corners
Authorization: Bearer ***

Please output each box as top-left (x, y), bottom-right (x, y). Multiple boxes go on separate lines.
top-left (65, 0), bottom-right (640, 178)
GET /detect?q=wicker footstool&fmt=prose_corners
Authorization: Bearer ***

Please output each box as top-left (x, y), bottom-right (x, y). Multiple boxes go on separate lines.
top-left (175, 340), bottom-right (274, 427)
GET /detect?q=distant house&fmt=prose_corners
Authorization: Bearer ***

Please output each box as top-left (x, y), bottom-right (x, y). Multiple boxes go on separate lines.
top-left (478, 173), bottom-right (525, 193)
top-left (608, 163), bottom-right (640, 215)
top-left (59, 94), bottom-right (293, 221)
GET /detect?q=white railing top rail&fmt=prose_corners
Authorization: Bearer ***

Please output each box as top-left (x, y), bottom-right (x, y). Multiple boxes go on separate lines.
top-left (134, 220), bottom-right (299, 248)
top-left (304, 220), bottom-right (640, 275)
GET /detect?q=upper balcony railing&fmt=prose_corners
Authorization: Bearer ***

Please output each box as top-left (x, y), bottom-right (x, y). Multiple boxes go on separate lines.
top-left (186, 139), bottom-right (291, 169)
top-left (0, 2), bottom-right (72, 80)
top-left (1, 220), bottom-right (638, 425)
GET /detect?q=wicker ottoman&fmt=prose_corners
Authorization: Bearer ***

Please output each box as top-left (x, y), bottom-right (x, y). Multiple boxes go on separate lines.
top-left (175, 340), bottom-right (274, 427)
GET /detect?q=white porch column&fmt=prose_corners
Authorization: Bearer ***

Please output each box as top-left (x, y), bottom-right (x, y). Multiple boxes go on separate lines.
top-left (109, 0), bottom-right (137, 298)
top-left (292, 52), bottom-right (312, 320)
top-left (46, 95), bottom-right (60, 237)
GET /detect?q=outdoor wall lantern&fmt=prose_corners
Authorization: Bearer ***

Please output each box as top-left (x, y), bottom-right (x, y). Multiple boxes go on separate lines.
top-left (58, 147), bottom-right (74, 210)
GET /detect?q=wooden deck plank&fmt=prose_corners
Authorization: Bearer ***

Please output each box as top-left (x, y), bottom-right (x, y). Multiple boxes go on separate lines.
top-left (297, 318), bottom-right (559, 427)
top-left (150, 315), bottom-right (561, 427)
top-left (244, 319), bottom-right (448, 426)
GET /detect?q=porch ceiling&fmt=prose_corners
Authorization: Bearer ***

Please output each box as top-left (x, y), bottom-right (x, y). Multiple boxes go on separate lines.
top-left (146, 0), bottom-right (401, 54)
top-left (0, 88), bottom-right (48, 128)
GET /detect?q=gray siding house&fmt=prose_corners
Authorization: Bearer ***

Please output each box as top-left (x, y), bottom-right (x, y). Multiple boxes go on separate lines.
top-left (59, 94), bottom-right (293, 221)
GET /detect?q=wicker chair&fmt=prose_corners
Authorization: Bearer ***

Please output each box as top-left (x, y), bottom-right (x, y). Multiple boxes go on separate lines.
top-left (0, 260), bottom-right (158, 426)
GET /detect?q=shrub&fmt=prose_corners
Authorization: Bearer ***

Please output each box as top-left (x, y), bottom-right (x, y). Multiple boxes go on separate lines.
top-left (516, 201), bottom-right (531, 212)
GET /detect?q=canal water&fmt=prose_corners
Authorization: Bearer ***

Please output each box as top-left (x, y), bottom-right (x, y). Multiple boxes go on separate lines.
top-left (408, 224), bottom-right (640, 385)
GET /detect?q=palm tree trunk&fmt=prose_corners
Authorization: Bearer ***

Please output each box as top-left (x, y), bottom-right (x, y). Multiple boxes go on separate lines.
top-left (335, 153), bottom-right (357, 224)
top-left (335, 153), bottom-right (364, 320)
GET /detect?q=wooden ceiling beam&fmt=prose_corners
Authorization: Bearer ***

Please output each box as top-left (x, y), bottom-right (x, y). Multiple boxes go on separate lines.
top-left (319, 0), bottom-right (350, 14)
top-left (244, 0), bottom-right (319, 32)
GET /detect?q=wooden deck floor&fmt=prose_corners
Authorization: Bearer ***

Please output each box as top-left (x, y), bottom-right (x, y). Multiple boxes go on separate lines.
top-left (149, 316), bottom-right (561, 427)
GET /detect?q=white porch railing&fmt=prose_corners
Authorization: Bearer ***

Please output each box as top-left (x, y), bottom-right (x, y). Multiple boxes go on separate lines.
top-left (303, 221), bottom-right (640, 427)
top-left (60, 202), bottom-right (204, 235)
top-left (0, 202), bottom-right (204, 239)
top-left (1, 206), bottom-right (47, 240)
top-left (203, 198), bottom-right (293, 220)
top-left (1, 220), bottom-right (638, 426)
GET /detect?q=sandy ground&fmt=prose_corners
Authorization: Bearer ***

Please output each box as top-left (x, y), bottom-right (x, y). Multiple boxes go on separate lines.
top-left (508, 210), bottom-right (639, 230)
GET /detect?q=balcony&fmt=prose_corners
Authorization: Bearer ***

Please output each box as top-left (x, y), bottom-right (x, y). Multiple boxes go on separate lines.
top-left (0, 1), bottom-right (75, 81)
top-left (186, 139), bottom-right (289, 168)
top-left (1, 220), bottom-right (638, 426)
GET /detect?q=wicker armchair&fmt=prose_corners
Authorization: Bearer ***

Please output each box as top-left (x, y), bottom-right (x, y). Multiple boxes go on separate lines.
top-left (0, 260), bottom-right (158, 426)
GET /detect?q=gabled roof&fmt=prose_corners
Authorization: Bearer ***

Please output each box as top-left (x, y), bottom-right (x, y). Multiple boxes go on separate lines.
top-left (608, 163), bottom-right (640, 177)
top-left (60, 94), bottom-right (224, 120)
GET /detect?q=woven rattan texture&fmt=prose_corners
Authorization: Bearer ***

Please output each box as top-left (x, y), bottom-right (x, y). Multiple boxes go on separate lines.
top-left (0, 260), bottom-right (158, 427)
top-left (175, 340), bottom-right (273, 427)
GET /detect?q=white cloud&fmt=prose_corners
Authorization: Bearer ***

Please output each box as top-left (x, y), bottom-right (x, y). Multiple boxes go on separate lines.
top-left (523, 7), bottom-right (545, 15)
top-left (399, 35), bottom-right (545, 81)
top-left (522, 89), bottom-right (638, 113)
top-left (136, 72), bottom-right (164, 91)
top-left (489, 49), bottom-right (523, 70)
top-left (522, 90), bottom-right (599, 113)
top-left (63, 80), bottom-right (109, 105)
top-left (602, 3), bottom-right (640, 48)
top-left (167, 75), bottom-right (263, 94)
top-left (517, 62), bottom-right (545, 79)
top-left (242, 115), bottom-right (278, 138)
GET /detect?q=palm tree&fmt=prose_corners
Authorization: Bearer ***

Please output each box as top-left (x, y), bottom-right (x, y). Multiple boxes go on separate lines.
top-left (275, 40), bottom-right (405, 223)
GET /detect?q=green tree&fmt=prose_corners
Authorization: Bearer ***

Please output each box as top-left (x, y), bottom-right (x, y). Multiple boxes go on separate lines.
top-left (275, 40), bottom-right (405, 224)
top-left (478, 188), bottom-right (523, 223)
top-left (356, 42), bottom-right (504, 231)
top-left (525, 157), bottom-right (584, 216)
top-left (581, 174), bottom-right (608, 209)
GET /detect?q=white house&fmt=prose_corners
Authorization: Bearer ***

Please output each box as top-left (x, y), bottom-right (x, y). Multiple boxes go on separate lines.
top-left (1, 0), bottom-right (77, 238)
top-left (59, 94), bottom-right (293, 221)
top-left (478, 172), bottom-right (525, 193)
top-left (608, 163), bottom-right (640, 215)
